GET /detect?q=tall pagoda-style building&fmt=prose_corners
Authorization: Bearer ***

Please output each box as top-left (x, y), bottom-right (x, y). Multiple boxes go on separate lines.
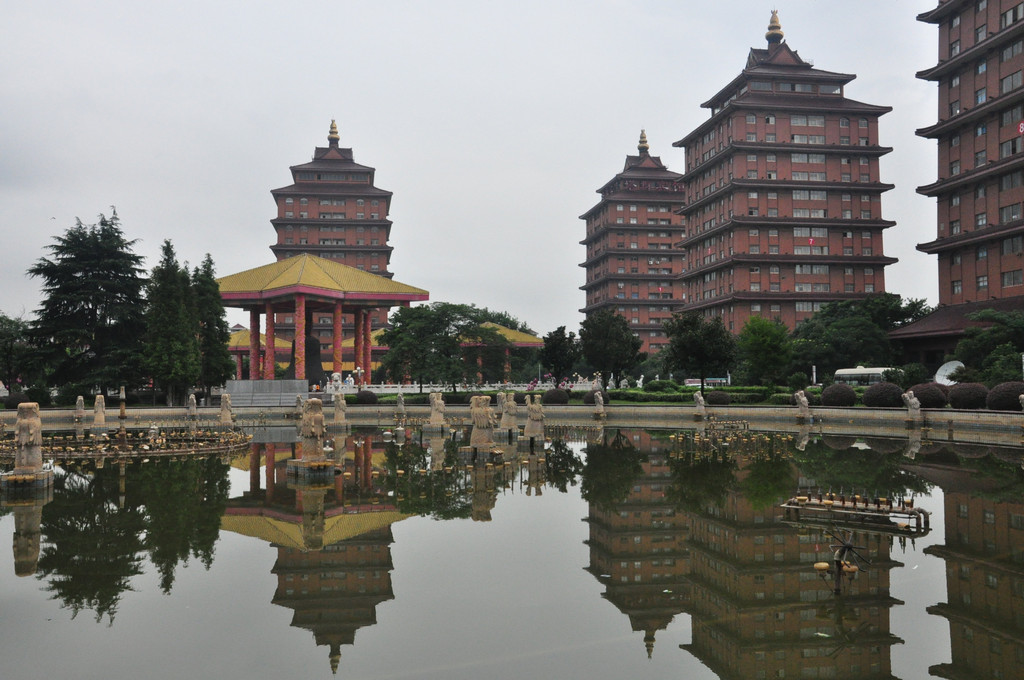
top-left (580, 131), bottom-right (686, 354)
top-left (673, 12), bottom-right (896, 332)
top-left (269, 122), bottom-right (396, 366)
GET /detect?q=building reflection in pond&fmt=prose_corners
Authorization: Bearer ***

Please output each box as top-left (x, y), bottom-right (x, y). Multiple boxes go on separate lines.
top-left (583, 430), bottom-right (690, 658)
top-left (913, 445), bottom-right (1024, 679)
top-left (668, 431), bottom-right (905, 679)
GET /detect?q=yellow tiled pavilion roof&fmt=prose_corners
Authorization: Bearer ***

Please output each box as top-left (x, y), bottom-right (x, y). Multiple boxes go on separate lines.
top-left (220, 509), bottom-right (413, 551)
top-left (217, 254), bottom-right (428, 304)
top-left (227, 328), bottom-right (292, 351)
top-left (480, 322), bottom-right (543, 347)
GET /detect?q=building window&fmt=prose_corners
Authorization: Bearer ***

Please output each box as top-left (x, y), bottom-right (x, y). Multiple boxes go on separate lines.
top-left (950, 100), bottom-right (961, 116)
top-left (950, 160), bottom-right (961, 176)
top-left (1000, 204), bottom-right (1023, 222)
top-left (978, 245), bottom-right (988, 259)
top-left (978, 274), bottom-right (989, 289)
top-left (951, 40), bottom-right (960, 57)
top-left (951, 219), bottom-right (962, 234)
top-left (1003, 269), bottom-right (1024, 287)
top-left (976, 150), bottom-right (987, 166)
top-left (976, 25), bottom-right (987, 43)
top-left (1002, 71), bottom-right (1023, 94)
top-left (978, 60), bottom-right (987, 74)
top-left (1002, 235), bottom-right (1024, 254)
top-left (976, 212), bottom-right (988, 226)
top-left (952, 280), bottom-right (963, 294)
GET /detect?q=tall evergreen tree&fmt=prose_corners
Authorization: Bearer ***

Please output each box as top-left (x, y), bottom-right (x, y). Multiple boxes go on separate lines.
top-left (192, 254), bottom-right (234, 400)
top-left (540, 326), bottom-right (580, 381)
top-left (28, 211), bottom-right (146, 393)
top-left (142, 241), bottom-right (199, 405)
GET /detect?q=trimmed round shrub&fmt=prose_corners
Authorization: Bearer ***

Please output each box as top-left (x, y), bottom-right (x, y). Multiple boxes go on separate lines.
top-left (642, 380), bottom-right (676, 393)
top-left (862, 381), bottom-right (904, 408)
top-left (354, 390), bottom-right (378, 404)
top-left (986, 381), bottom-right (1024, 411)
top-left (822, 435), bottom-right (856, 451)
top-left (705, 390), bottom-right (731, 405)
top-left (821, 383), bottom-right (857, 407)
top-left (581, 389), bottom-right (610, 405)
top-left (930, 382), bottom-right (951, 398)
top-left (864, 437), bottom-right (904, 454)
top-left (541, 388), bottom-right (569, 405)
top-left (3, 392), bottom-right (30, 410)
top-left (948, 382), bottom-right (988, 410)
top-left (907, 383), bottom-right (948, 409)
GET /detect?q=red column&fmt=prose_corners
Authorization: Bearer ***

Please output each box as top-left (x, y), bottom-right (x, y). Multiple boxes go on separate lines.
top-left (477, 353), bottom-right (483, 384)
top-left (363, 311), bottom-right (373, 384)
top-left (295, 294), bottom-right (306, 381)
top-left (264, 303), bottom-right (276, 381)
top-left (248, 309), bottom-right (260, 380)
top-left (504, 348), bottom-right (511, 382)
top-left (235, 353), bottom-right (243, 379)
top-left (249, 443), bottom-right (261, 493)
top-left (353, 308), bottom-right (363, 384)
top-left (332, 301), bottom-right (343, 374)
top-left (264, 443), bottom-right (277, 504)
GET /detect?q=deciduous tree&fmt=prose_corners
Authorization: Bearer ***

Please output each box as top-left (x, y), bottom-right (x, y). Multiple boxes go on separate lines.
top-left (579, 309), bottom-right (643, 388)
top-left (661, 312), bottom-right (735, 393)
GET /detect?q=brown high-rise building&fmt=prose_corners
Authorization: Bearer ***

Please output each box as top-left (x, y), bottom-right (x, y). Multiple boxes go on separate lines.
top-left (916, 0), bottom-right (1024, 306)
top-left (673, 12), bottom-right (896, 332)
top-left (889, 1), bottom-right (1024, 369)
top-left (580, 131), bottom-right (686, 354)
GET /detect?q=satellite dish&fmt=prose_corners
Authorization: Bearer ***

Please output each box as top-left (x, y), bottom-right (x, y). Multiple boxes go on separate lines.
top-left (935, 360), bottom-right (964, 386)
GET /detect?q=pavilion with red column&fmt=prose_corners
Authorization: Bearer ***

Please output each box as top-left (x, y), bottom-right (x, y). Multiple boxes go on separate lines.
top-left (217, 254), bottom-right (428, 383)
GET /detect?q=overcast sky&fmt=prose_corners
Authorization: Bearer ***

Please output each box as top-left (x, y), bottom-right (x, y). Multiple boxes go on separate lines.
top-left (1, 1), bottom-right (940, 336)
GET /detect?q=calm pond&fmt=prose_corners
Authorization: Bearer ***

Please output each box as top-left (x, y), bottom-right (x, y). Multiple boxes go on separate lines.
top-left (0, 425), bottom-right (1021, 680)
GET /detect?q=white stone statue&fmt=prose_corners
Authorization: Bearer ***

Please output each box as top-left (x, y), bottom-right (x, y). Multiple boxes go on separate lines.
top-left (396, 391), bottom-right (406, 418)
top-left (637, 374), bottom-right (644, 389)
top-left (902, 390), bottom-right (921, 421)
top-left (74, 395), bottom-right (85, 423)
top-left (469, 395), bottom-right (496, 448)
top-left (693, 391), bottom-right (706, 418)
top-left (500, 392), bottom-right (518, 430)
top-left (220, 393), bottom-right (233, 424)
top-left (14, 402), bottom-right (43, 473)
top-left (794, 390), bottom-right (810, 419)
top-left (330, 372), bottom-right (343, 394)
top-left (301, 398), bottom-right (325, 454)
top-left (93, 394), bottom-right (106, 428)
top-left (524, 395), bottom-right (544, 438)
top-left (593, 389), bottom-right (605, 418)
top-left (619, 377), bottom-right (629, 389)
top-left (187, 393), bottom-right (197, 418)
top-left (429, 392), bottom-right (446, 426)
top-left (333, 391), bottom-right (347, 424)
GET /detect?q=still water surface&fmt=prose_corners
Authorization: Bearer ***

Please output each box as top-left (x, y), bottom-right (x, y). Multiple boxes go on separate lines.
top-left (0, 426), bottom-right (1020, 679)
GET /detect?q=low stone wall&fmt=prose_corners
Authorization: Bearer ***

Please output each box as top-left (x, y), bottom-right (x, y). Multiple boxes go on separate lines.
top-left (5, 402), bottom-right (1024, 448)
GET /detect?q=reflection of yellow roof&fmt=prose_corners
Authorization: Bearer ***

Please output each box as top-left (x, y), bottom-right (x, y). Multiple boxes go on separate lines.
top-left (221, 510), bottom-right (412, 551)
top-left (480, 322), bottom-right (543, 347)
top-left (227, 328), bottom-right (292, 350)
top-left (217, 253), bottom-right (428, 300)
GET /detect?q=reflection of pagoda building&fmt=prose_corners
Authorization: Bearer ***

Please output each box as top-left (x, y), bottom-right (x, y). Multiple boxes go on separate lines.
top-left (223, 438), bottom-right (411, 674)
top-left (584, 436), bottom-right (690, 657)
top-left (272, 526), bottom-right (396, 674)
top-left (925, 490), bottom-right (1024, 679)
top-left (680, 460), bottom-right (904, 679)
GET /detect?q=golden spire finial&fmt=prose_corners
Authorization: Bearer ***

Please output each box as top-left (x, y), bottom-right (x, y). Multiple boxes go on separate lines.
top-left (766, 9), bottom-right (784, 45)
top-left (638, 129), bottom-right (649, 153)
top-left (328, 119), bottom-right (340, 143)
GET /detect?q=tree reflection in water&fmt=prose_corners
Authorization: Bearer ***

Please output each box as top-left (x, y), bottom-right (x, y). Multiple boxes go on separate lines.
top-left (581, 429), bottom-right (646, 512)
top-left (35, 457), bottom-right (230, 623)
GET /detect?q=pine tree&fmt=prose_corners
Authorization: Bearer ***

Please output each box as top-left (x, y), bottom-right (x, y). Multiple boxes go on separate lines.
top-left (28, 211), bottom-right (146, 394)
top-left (192, 254), bottom-right (235, 400)
top-left (142, 241), bottom-right (199, 405)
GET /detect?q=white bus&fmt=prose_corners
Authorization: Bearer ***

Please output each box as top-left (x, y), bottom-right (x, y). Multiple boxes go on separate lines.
top-left (833, 367), bottom-right (893, 387)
